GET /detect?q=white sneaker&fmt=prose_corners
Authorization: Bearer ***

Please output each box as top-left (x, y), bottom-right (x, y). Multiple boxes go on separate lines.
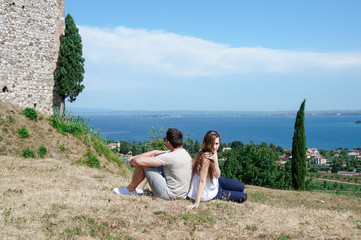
top-left (113, 187), bottom-right (136, 195)
top-left (135, 188), bottom-right (144, 195)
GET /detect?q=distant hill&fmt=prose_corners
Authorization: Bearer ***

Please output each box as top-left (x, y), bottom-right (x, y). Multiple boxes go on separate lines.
top-left (68, 107), bottom-right (361, 117)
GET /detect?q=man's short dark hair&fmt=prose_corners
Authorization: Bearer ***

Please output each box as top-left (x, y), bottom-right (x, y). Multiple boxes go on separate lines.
top-left (166, 128), bottom-right (183, 148)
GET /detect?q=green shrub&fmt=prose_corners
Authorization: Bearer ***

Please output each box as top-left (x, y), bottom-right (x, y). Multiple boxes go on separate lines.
top-left (59, 144), bottom-right (67, 151)
top-left (38, 145), bottom-right (47, 158)
top-left (18, 126), bottom-right (30, 138)
top-left (23, 148), bottom-right (35, 158)
top-left (50, 109), bottom-right (90, 137)
top-left (86, 149), bottom-right (100, 168)
top-left (22, 108), bottom-right (38, 120)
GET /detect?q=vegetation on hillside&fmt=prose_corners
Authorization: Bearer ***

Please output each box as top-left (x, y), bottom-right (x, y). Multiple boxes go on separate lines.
top-left (0, 101), bottom-right (127, 175)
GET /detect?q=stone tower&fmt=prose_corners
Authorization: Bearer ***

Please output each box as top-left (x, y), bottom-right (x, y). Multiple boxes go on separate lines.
top-left (0, 0), bottom-right (65, 115)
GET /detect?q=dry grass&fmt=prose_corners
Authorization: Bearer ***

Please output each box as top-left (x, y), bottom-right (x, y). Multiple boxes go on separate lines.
top-left (1, 156), bottom-right (361, 240)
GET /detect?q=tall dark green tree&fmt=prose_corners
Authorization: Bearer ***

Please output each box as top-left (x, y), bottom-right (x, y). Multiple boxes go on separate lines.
top-left (291, 100), bottom-right (307, 190)
top-left (56, 14), bottom-right (85, 112)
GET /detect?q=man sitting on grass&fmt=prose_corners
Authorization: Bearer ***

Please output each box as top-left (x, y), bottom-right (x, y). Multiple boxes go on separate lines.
top-left (114, 128), bottom-right (192, 200)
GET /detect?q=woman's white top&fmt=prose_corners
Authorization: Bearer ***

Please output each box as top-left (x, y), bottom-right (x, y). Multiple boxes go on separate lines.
top-left (187, 170), bottom-right (219, 201)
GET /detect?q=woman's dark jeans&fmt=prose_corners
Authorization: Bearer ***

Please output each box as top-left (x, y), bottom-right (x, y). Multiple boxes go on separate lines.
top-left (213, 176), bottom-right (247, 203)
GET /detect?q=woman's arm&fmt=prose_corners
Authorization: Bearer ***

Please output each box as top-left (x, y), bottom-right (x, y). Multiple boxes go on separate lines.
top-left (203, 151), bottom-right (221, 178)
top-left (187, 157), bottom-right (210, 210)
top-left (212, 152), bottom-right (221, 178)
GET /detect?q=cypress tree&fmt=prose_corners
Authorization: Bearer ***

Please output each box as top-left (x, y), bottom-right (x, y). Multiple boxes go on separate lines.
top-left (291, 99), bottom-right (307, 190)
top-left (56, 14), bottom-right (85, 111)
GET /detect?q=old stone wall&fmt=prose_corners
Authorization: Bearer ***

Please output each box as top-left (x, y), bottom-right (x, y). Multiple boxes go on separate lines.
top-left (0, 0), bottom-right (64, 115)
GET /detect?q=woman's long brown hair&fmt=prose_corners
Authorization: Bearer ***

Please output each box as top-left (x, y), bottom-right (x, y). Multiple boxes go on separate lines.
top-left (192, 130), bottom-right (221, 183)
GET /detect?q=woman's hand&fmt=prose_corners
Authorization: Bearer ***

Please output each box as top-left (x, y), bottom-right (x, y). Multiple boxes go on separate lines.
top-left (203, 152), bottom-right (218, 162)
top-left (186, 204), bottom-right (199, 210)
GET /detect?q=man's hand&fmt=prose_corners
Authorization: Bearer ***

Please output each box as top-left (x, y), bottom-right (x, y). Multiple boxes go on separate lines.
top-left (128, 156), bottom-right (137, 167)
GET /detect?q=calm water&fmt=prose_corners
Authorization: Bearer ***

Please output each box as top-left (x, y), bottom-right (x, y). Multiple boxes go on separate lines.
top-left (78, 114), bottom-right (361, 150)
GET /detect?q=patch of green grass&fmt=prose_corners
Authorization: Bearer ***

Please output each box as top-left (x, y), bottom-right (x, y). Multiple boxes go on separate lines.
top-left (356, 219), bottom-right (361, 229)
top-left (278, 233), bottom-right (292, 240)
top-left (7, 188), bottom-right (23, 194)
top-left (43, 213), bottom-right (57, 219)
top-left (66, 226), bottom-right (82, 236)
top-left (248, 192), bottom-right (267, 204)
top-left (23, 148), bottom-right (35, 158)
top-left (50, 109), bottom-right (123, 168)
top-left (2, 127), bottom-right (8, 133)
top-left (71, 215), bottom-right (109, 238)
top-left (84, 133), bottom-right (91, 146)
top-left (22, 107), bottom-right (38, 120)
top-left (92, 137), bottom-right (123, 166)
top-left (246, 224), bottom-right (258, 231)
top-left (86, 149), bottom-right (100, 168)
top-left (0, 146), bottom-right (6, 156)
top-left (38, 145), bottom-right (47, 158)
top-left (18, 126), bottom-right (29, 138)
top-left (182, 209), bottom-right (214, 228)
top-left (50, 109), bottom-right (93, 139)
top-left (59, 144), bottom-right (67, 152)
top-left (3, 208), bottom-right (12, 218)
top-left (7, 115), bottom-right (15, 123)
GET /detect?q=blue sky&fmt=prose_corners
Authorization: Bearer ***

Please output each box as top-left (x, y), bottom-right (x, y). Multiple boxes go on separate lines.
top-left (65, 0), bottom-right (361, 111)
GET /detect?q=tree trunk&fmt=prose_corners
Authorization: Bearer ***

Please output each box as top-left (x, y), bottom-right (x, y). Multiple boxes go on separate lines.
top-left (59, 98), bottom-right (65, 115)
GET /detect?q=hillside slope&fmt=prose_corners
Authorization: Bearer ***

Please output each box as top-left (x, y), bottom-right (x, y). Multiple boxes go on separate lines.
top-left (0, 101), bottom-right (128, 174)
top-left (1, 156), bottom-right (361, 239)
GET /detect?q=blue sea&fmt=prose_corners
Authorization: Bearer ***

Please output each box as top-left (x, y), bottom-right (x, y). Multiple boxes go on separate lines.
top-left (76, 113), bottom-right (361, 150)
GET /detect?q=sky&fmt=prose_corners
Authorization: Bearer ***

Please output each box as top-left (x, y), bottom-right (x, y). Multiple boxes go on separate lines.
top-left (65, 0), bottom-right (361, 112)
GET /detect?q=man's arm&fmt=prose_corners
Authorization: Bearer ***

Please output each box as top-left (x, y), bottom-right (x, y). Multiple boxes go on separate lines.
top-left (128, 151), bottom-right (165, 167)
top-left (137, 150), bottom-right (167, 158)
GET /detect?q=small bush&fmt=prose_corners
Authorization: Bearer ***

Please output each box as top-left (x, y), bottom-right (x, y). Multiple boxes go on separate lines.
top-left (22, 108), bottom-right (38, 120)
top-left (38, 145), bottom-right (47, 158)
top-left (59, 144), bottom-right (67, 151)
top-left (86, 149), bottom-right (100, 168)
top-left (23, 148), bottom-right (35, 158)
top-left (18, 126), bottom-right (30, 138)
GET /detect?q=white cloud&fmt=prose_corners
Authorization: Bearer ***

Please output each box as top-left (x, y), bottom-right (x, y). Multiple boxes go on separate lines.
top-left (79, 25), bottom-right (361, 78)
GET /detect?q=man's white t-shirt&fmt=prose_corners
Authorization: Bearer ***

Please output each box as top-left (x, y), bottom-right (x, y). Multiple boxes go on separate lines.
top-left (156, 149), bottom-right (192, 199)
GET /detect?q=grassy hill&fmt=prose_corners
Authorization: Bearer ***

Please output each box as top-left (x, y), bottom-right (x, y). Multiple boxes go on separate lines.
top-left (0, 101), bottom-right (128, 174)
top-left (1, 102), bottom-right (361, 239)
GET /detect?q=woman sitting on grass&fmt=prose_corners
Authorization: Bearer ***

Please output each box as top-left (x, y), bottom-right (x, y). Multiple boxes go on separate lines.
top-left (187, 130), bottom-right (247, 210)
